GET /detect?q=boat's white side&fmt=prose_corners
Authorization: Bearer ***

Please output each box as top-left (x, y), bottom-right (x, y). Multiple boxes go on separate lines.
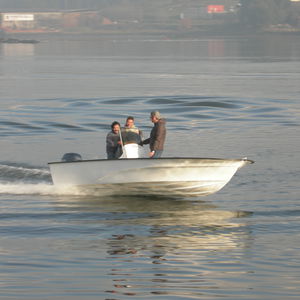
top-left (48, 158), bottom-right (253, 197)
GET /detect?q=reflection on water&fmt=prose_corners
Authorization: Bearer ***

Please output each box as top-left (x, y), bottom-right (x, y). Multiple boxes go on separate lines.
top-left (0, 173), bottom-right (299, 299)
top-left (49, 195), bottom-right (253, 298)
top-left (208, 39), bottom-right (225, 57)
top-left (1, 34), bottom-right (299, 60)
top-left (0, 191), bottom-right (256, 298)
top-left (9, 34), bottom-right (297, 60)
top-left (1, 43), bottom-right (35, 56)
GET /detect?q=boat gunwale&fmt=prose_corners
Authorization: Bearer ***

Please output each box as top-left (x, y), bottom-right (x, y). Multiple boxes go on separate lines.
top-left (48, 157), bottom-right (254, 165)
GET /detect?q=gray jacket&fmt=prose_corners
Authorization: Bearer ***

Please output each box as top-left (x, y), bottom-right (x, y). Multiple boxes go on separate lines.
top-left (143, 118), bottom-right (166, 151)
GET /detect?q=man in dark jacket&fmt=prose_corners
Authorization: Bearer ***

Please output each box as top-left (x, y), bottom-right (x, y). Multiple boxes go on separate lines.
top-left (143, 111), bottom-right (166, 158)
top-left (106, 121), bottom-right (122, 159)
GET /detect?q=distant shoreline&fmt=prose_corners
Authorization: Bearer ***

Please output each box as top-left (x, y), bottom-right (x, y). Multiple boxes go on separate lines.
top-left (2, 26), bottom-right (300, 42)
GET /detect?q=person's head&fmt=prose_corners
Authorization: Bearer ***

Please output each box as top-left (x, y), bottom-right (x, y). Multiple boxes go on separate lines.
top-left (111, 121), bottom-right (120, 134)
top-left (125, 116), bottom-right (135, 128)
top-left (150, 111), bottom-right (161, 123)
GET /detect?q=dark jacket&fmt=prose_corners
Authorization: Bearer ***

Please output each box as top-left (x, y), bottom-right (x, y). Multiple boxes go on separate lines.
top-left (143, 118), bottom-right (166, 151)
top-left (106, 131), bottom-right (122, 159)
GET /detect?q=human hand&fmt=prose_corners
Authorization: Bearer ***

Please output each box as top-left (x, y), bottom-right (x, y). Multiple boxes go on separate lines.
top-left (149, 151), bottom-right (155, 158)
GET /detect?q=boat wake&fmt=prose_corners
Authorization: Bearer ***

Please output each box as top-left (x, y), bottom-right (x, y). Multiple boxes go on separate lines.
top-left (0, 163), bottom-right (51, 183)
top-left (0, 162), bottom-right (71, 196)
top-left (0, 182), bottom-right (92, 196)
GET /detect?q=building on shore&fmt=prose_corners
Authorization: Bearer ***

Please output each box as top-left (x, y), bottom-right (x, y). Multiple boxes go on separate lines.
top-left (0, 10), bottom-right (101, 33)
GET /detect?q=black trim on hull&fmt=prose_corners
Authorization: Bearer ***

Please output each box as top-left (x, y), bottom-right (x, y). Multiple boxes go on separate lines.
top-left (48, 157), bottom-right (254, 165)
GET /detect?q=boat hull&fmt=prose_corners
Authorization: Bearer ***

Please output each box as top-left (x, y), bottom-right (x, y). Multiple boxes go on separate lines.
top-left (48, 158), bottom-right (253, 197)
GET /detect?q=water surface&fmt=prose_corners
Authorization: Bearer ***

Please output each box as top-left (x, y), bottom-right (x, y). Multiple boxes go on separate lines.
top-left (0, 34), bottom-right (299, 299)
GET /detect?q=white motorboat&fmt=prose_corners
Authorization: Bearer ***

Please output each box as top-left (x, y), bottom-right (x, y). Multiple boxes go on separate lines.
top-left (48, 144), bottom-right (253, 197)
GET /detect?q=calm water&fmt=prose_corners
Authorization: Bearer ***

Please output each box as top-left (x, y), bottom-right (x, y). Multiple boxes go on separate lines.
top-left (0, 34), bottom-right (300, 299)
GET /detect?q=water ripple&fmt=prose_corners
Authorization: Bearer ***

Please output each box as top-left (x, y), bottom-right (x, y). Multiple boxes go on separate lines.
top-left (180, 100), bottom-right (239, 108)
top-left (0, 95), bottom-right (298, 138)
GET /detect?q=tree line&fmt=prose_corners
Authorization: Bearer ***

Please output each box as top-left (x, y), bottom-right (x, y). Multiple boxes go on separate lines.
top-left (0, 0), bottom-right (299, 30)
top-left (239, 0), bottom-right (300, 29)
top-left (0, 0), bottom-right (109, 10)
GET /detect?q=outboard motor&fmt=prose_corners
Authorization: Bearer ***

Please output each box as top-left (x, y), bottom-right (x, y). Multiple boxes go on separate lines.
top-left (61, 153), bottom-right (82, 162)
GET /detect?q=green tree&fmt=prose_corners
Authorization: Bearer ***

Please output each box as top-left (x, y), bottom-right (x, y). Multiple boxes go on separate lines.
top-left (239, 0), bottom-right (292, 29)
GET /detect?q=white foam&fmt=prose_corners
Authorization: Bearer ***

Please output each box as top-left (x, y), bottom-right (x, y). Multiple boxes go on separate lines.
top-left (0, 164), bottom-right (50, 175)
top-left (0, 183), bottom-right (84, 196)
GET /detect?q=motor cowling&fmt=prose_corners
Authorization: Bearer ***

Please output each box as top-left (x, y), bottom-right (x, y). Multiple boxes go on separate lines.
top-left (61, 153), bottom-right (82, 162)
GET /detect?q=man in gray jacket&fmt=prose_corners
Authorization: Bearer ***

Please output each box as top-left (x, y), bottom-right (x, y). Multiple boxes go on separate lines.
top-left (143, 111), bottom-right (166, 158)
